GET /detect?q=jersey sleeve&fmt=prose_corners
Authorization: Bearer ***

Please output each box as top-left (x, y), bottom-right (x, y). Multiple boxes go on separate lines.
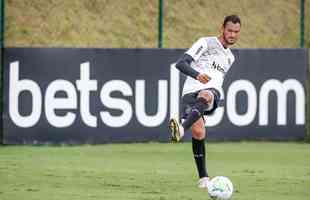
top-left (185, 37), bottom-right (208, 61)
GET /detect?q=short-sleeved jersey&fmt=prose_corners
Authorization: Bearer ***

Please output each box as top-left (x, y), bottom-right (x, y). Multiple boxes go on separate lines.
top-left (182, 37), bottom-right (235, 96)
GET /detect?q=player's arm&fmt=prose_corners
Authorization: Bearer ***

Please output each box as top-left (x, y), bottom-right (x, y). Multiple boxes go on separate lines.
top-left (175, 54), bottom-right (210, 84)
top-left (175, 54), bottom-right (198, 79)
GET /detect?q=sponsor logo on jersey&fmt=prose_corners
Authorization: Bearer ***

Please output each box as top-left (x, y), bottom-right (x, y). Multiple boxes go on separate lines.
top-left (211, 61), bottom-right (225, 74)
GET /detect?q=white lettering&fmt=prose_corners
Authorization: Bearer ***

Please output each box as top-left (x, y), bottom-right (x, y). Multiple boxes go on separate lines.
top-left (100, 80), bottom-right (133, 127)
top-left (170, 64), bottom-right (180, 119)
top-left (135, 80), bottom-right (168, 127)
top-left (259, 79), bottom-right (305, 125)
top-left (227, 80), bottom-right (257, 126)
top-left (9, 62), bottom-right (42, 127)
top-left (8, 61), bottom-right (306, 129)
top-left (76, 62), bottom-right (98, 127)
top-left (45, 80), bottom-right (77, 127)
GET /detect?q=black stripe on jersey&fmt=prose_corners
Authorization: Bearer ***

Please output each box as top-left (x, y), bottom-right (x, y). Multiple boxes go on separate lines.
top-left (195, 46), bottom-right (203, 55)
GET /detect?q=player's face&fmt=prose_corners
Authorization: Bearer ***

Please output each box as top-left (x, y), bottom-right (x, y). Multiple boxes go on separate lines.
top-left (222, 21), bottom-right (241, 45)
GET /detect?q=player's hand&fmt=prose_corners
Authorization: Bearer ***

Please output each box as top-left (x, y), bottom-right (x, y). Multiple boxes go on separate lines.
top-left (196, 73), bottom-right (211, 84)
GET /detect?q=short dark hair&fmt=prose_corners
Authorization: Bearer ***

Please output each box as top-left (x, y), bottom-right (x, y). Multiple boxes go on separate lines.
top-left (223, 15), bottom-right (241, 27)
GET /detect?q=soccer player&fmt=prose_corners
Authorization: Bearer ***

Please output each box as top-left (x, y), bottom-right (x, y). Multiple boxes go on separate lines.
top-left (168, 15), bottom-right (241, 189)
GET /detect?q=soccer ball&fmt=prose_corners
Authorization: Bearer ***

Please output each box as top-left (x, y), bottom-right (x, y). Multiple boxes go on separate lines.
top-left (207, 176), bottom-right (233, 200)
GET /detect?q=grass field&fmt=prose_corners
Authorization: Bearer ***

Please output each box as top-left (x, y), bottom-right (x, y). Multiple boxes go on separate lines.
top-left (1, 142), bottom-right (310, 200)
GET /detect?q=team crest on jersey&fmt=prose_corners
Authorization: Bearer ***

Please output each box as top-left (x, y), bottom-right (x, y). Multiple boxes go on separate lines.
top-left (205, 49), bottom-right (218, 56)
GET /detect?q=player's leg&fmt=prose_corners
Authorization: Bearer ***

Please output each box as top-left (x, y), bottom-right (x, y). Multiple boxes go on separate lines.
top-left (169, 93), bottom-right (196, 142)
top-left (169, 89), bottom-right (214, 142)
top-left (192, 90), bottom-right (215, 188)
top-left (182, 90), bottom-right (214, 130)
top-left (191, 117), bottom-right (210, 189)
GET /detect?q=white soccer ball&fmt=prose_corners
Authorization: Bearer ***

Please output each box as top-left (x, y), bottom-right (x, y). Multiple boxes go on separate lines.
top-left (207, 176), bottom-right (233, 200)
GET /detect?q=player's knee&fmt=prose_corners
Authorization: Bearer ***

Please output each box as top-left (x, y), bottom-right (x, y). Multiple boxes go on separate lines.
top-left (192, 126), bottom-right (206, 139)
top-left (197, 91), bottom-right (213, 105)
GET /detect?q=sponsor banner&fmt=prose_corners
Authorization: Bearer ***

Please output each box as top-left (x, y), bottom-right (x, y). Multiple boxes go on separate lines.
top-left (2, 48), bottom-right (308, 144)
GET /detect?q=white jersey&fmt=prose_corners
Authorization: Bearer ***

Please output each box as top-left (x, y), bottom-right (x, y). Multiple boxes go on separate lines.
top-left (182, 37), bottom-right (235, 96)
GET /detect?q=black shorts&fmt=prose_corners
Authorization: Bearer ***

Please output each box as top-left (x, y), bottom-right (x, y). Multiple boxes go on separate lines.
top-left (180, 88), bottom-right (221, 120)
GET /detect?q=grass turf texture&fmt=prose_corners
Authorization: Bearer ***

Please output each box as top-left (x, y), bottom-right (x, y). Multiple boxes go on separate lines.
top-left (1, 142), bottom-right (310, 200)
top-left (5, 0), bottom-right (310, 48)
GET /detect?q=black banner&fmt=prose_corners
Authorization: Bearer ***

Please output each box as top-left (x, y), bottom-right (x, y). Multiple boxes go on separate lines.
top-left (2, 48), bottom-right (308, 144)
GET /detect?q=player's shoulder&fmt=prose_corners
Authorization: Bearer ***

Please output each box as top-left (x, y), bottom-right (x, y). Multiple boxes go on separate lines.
top-left (193, 36), bottom-right (217, 48)
top-left (197, 36), bottom-right (217, 43)
top-left (205, 36), bottom-right (219, 43)
top-left (193, 37), bottom-right (208, 46)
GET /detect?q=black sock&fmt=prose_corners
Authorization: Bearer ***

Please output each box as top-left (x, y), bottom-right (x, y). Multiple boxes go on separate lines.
top-left (182, 97), bottom-right (209, 130)
top-left (192, 137), bottom-right (208, 178)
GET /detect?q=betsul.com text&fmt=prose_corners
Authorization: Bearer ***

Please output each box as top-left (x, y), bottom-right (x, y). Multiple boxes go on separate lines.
top-left (9, 61), bottom-right (305, 128)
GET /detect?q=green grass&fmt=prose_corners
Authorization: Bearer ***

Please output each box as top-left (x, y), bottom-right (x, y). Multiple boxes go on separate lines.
top-left (1, 142), bottom-right (310, 200)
